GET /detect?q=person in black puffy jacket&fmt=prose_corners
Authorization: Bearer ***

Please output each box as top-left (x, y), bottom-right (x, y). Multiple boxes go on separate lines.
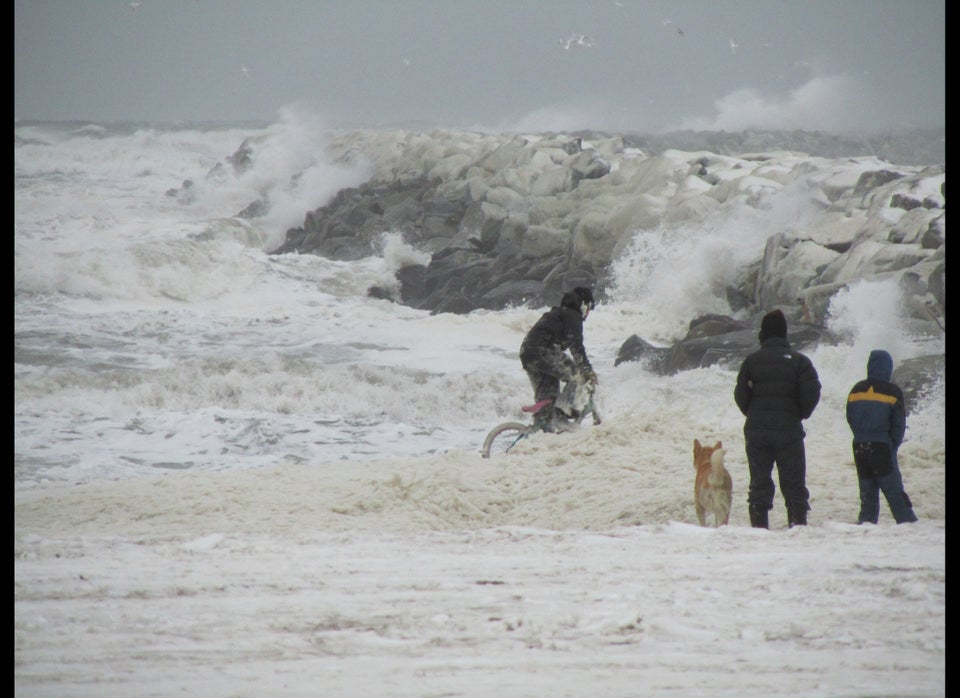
top-left (734, 309), bottom-right (821, 528)
top-left (519, 287), bottom-right (597, 430)
top-left (846, 349), bottom-right (917, 524)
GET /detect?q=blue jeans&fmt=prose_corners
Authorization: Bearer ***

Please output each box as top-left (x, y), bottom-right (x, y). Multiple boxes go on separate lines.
top-left (858, 465), bottom-right (918, 524)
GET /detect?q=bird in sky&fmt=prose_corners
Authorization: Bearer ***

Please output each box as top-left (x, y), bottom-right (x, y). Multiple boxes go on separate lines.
top-left (729, 39), bottom-right (739, 53)
top-left (663, 18), bottom-right (684, 37)
top-left (559, 34), bottom-right (594, 50)
top-left (240, 66), bottom-right (250, 78)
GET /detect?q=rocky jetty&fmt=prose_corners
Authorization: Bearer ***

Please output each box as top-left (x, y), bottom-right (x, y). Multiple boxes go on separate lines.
top-left (251, 127), bottom-right (943, 398)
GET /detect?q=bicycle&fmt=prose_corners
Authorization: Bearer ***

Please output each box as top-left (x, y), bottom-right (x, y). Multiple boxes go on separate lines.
top-left (480, 376), bottom-right (602, 458)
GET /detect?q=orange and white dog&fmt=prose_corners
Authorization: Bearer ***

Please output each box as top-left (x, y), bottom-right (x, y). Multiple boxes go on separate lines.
top-left (693, 439), bottom-right (732, 527)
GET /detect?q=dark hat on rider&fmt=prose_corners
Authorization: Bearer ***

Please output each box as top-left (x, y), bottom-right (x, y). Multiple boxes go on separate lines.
top-left (561, 286), bottom-right (595, 311)
top-left (759, 309), bottom-right (788, 342)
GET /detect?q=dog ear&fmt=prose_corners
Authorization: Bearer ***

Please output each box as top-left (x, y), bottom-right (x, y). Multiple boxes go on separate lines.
top-left (715, 441), bottom-right (722, 450)
top-left (694, 438), bottom-right (701, 452)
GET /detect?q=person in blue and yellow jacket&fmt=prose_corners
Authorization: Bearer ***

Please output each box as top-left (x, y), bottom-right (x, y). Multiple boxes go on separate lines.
top-left (845, 349), bottom-right (918, 524)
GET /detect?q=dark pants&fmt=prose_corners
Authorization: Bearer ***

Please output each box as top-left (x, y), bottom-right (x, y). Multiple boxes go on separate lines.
top-left (853, 441), bottom-right (917, 524)
top-left (858, 470), bottom-right (918, 523)
top-left (520, 345), bottom-right (577, 404)
top-left (744, 430), bottom-right (810, 518)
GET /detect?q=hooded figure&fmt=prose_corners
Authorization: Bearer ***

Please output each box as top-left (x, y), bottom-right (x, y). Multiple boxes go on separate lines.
top-left (519, 287), bottom-right (597, 430)
top-left (845, 350), bottom-right (918, 523)
top-left (758, 307), bottom-right (788, 343)
top-left (734, 309), bottom-right (821, 528)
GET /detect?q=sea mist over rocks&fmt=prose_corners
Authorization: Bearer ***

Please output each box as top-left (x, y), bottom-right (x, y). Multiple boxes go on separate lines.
top-left (212, 126), bottom-right (945, 403)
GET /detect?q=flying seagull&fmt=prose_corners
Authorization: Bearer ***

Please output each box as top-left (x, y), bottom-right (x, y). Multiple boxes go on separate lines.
top-left (663, 18), bottom-right (684, 37)
top-left (559, 34), bottom-right (594, 50)
top-left (729, 38), bottom-right (739, 53)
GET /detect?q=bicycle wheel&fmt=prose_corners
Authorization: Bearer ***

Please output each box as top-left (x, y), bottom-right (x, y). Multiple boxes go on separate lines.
top-left (481, 421), bottom-right (531, 458)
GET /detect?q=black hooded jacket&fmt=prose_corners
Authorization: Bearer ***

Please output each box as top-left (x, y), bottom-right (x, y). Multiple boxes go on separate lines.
top-left (734, 336), bottom-right (821, 436)
top-left (519, 305), bottom-right (592, 373)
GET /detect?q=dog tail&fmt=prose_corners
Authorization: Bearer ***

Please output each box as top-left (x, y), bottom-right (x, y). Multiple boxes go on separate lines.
top-left (706, 449), bottom-right (728, 487)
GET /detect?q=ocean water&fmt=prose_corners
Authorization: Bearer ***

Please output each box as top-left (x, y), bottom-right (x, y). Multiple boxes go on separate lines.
top-left (14, 116), bottom-right (944, 510)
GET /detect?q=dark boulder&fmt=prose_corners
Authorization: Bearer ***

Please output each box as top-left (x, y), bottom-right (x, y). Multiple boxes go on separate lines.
top-left (613, 334), bottom-right (671, 372)
top-left (615, 314), bottom-right (831, 375)
top-left (893, 354), bottom-right (945, 416)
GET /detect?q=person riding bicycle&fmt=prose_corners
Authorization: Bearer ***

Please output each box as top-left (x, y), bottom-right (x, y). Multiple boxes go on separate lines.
top-left (519, 286), bottom-right (598, 430)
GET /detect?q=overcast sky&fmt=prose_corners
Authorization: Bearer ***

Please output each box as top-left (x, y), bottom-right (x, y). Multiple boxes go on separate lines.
top-left (15, 0), bottom-right (944, 134)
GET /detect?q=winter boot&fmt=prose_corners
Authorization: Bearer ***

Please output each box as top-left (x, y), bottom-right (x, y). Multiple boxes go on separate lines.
top-left (748, 505), bottom-right (769, 529)
top-left (786, 501), bottom-right (809, 527)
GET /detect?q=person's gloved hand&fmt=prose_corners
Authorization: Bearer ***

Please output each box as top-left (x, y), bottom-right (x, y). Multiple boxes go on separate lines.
top-left (585, 369), bottom-right (598, 385)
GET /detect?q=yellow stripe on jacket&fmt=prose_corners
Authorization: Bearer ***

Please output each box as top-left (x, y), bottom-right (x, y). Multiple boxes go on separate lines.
top-left (848, 385), bottom-right (898, 405)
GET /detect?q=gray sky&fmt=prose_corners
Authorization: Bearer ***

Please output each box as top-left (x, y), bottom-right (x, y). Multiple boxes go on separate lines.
top-left (15, 0), bottom-right (944, 134)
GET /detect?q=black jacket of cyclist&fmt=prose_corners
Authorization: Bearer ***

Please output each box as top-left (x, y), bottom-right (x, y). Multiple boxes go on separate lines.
top-left (519, 287), bottom-right (596, 421)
